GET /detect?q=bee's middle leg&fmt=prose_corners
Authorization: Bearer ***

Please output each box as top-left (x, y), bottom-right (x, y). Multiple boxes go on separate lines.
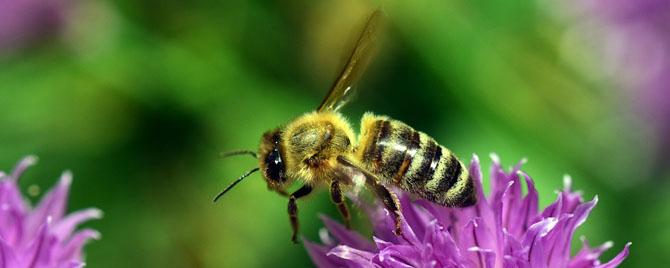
top-left (288, 184), bottom-right (313, 244)
top-left (336, 156), bottom-right (403, 236)
top-left (329, 180), bottom-right (351, 229)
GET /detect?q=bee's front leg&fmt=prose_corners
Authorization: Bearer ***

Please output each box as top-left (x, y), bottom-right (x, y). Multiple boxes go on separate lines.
top-left (288, 185), bottom-right (313, 244)
top-left (329, 180), bottom-right (351, 229)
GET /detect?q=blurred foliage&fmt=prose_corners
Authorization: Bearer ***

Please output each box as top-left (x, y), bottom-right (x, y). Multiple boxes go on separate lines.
top-left (0, 0), bottom-right (667, 267)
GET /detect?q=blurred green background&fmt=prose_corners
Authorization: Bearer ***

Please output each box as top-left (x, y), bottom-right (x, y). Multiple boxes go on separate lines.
top-left (1, 0), bottom-right (668, 267)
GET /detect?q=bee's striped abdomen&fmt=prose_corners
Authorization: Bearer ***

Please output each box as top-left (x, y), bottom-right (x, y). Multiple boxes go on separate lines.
top-left (355, 113), bottom-right (475, 207)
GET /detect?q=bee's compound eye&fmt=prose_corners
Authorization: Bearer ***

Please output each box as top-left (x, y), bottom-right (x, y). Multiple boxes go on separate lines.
top-left (264, 147), bottom-right (286, 183)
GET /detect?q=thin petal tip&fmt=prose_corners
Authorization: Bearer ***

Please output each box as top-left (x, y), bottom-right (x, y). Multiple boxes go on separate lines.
top-left (318, 228), bottom-right (335, 245)
top-left (317, 213), bottom-right (329, 221)
top-left (489, 153), bottom-right (500, 163)
top-left (22, 155), bottom-right (39, 166)
top-left (88, 208), bottom-right (104, 219)
top-left (11, 155), bottom-right (39, 180)
top-left (563, 175), bottom-right (572, 190)
top-left (80, 229), bottom-right (103, 240)
top-left (519, 157), bottom-right (528, 164)
top-left (516, 170), bottom-right (524, 176)
top-left (60, 171), bottom-right (73, 186)
top-left (91, 230), bottom-right (102, 240)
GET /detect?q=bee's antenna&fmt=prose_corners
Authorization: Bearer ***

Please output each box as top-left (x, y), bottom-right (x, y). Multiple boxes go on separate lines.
top-left (213, 167), bottom-right (260, 202)
top-left (219, 150), bottom-right (257, 159)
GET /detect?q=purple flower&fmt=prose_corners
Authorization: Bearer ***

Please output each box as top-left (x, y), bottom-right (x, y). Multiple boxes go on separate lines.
top-left (588, 0), bottom-right (670, 168)
top-left (0, 156), bottom-right (102, 268)
top-left (0, 0), bottom-right (69, 54)
top-left (305, 155), bottom-right (630, 267)
top-left (555, 0), bottom-right (670, 167)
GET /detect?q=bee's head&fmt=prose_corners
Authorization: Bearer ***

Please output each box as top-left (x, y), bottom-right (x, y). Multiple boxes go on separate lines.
top-left (258, 128), bottom-right (289, 191)
top-left (213, 128), bottom-right (290, 203)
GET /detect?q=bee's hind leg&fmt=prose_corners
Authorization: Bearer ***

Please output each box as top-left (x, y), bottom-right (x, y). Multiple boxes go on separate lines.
top-left (368, 180), bottom-right (402, 236)
top-left (329, 181), bottom-right (351, 229)
top-left (336, 156), bottom-right (403, 236)
top-left (288, 185), bottom-right (313, 244)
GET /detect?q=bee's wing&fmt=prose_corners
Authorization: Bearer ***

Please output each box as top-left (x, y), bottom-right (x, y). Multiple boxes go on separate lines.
top-left (317, 9), bottom-right (383, 112)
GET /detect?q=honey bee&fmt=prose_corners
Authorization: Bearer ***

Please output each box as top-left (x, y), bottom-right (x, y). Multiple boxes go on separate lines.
top-left (215, 10), bottom-right (476, 243)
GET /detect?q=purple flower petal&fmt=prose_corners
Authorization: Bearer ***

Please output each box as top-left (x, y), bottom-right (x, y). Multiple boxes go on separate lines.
top-left (58, 260), bottom-right (86, 268)
top-left (328, 245), bottom-right (377, 267)
top-left (369, 207), bottom-right (400, 243)
top-left (0, 176), bottom-right (28, 216)
top-left (374, 245), bottom-right (419, 268)
top-left (10, 155), bottom-right (38, 182)
top-left (459, 217), bottom-right (498, 267)
top-left (0, 237), bottom-right (19, 268)
top-left (21, 222), bottom-right (58, 268)
top-left (569, 238), bottom-right (614, 268)
top-left (57, 229), bottom-right (100, 263)
top-left (320, 214), bottom-right (375, 251)
top-left (467, 247), bottom-right (496, 268)
top-left (596, 242), bottom-right (631, 268)
top-left (52, 208), bottom-right (103, 241)
top-left (28, 171), bottom-right (72, 233)
top-left (397, 193), bottom-right (427, 240)
top-left (560, 176), bottom-right (585, 214)
top-left (513, 171), bottom-right (539, 237)
top-left (545, 197), bottom-right (598, 268)
top-left (502, 229), bottom-right (527, 268)
top-left (424, 220), bottom-right (466, 266)
top-left (304, 238), bottom-right (346, 268)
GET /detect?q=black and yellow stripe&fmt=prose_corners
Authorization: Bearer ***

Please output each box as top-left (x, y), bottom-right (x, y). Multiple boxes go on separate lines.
top-left (356, 113), bottom-right (475, 207)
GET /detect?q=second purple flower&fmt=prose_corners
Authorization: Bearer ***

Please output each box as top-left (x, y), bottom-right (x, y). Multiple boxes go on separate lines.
top-left (0, 156), bottom-right (102, 268)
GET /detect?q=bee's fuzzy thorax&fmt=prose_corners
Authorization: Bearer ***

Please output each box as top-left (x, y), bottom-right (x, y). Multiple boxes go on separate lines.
top-left (280, 111), bottom-right (356, 186)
